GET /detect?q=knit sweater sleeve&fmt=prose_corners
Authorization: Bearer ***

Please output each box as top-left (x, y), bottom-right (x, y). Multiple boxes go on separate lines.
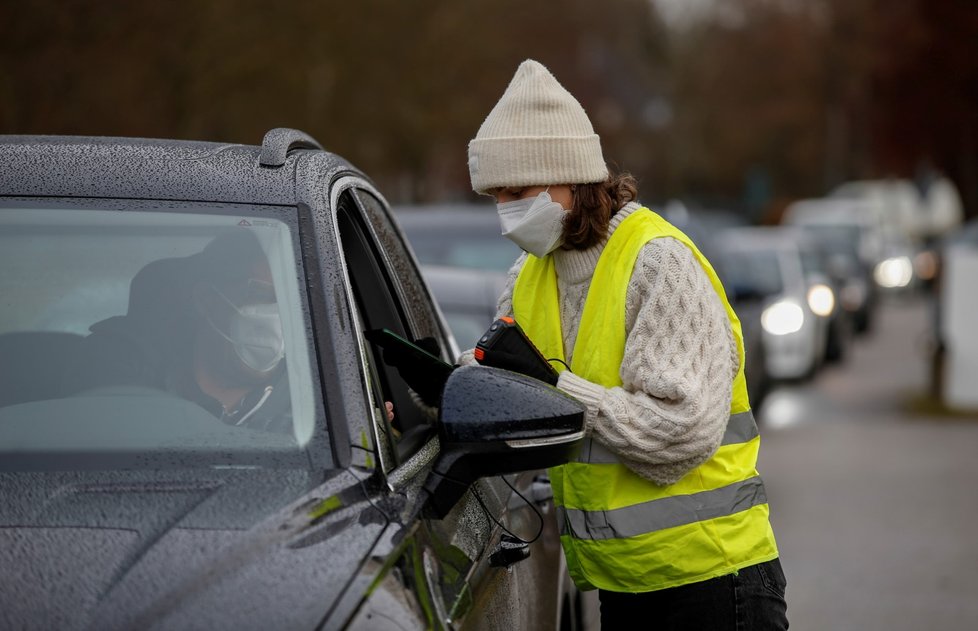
top-left (556, 237), bottom-right (739, 486)
top-left (493, 252), bottom-right (527, 320)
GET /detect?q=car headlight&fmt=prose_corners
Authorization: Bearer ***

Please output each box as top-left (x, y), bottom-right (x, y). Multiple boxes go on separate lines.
top-left (762, 300), bottom-right (805, 336)
top-left (806, 283), bottom-right (835, 317)
top-left (874, 256), bottom-right (913, 288)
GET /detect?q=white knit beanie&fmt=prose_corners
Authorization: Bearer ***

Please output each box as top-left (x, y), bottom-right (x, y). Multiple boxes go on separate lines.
top-left (468, 59), bottom-right (609, 195)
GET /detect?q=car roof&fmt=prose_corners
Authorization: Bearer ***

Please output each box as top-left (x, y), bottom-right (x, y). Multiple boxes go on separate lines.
top-left (0, 129), bottom-right (356, 205)
top-left (831, 178), bottom-right (920, 199)
top-left (717, 226), bottom-right (806, 252)
top-left (782, 198), bottom-right (877, 226)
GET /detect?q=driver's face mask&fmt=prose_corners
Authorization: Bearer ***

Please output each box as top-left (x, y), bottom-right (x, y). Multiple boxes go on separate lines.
top-left (208, 286), bottom-right (285, 373)
top-left (496, 189), bottom-right (567, 258)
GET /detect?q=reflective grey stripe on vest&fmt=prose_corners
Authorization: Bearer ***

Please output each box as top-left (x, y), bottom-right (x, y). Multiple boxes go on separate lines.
top-left (556, 475), bottom-right (768, 540)
top-left (722, 410), bottom-right (759, 445)
top-left (577, 409), bottom-right (758, 464)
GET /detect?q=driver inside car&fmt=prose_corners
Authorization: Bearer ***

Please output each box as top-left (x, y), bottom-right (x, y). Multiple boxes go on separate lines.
top-left (62, 230), bottom-right (293, 431)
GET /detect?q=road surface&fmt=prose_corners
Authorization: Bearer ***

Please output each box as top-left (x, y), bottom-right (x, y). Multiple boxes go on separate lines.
top-left (758, 295), bottom-right (978, 629)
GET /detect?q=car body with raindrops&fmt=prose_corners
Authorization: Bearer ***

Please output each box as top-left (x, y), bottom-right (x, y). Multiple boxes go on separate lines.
top-left (0, 130), bottom-right (585, 630)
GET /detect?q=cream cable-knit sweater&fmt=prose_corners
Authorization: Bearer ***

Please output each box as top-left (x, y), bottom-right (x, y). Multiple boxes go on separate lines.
top-left (490, 202), bottom-right (739, 486)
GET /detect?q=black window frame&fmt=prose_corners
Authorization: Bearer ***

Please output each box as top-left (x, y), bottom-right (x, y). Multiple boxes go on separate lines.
top-left (333, 190), bottom-right (444, 470)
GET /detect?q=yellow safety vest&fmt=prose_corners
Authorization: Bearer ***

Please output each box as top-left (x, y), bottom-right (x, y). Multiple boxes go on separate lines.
top-left (513, 208), bottom-right (779, 592)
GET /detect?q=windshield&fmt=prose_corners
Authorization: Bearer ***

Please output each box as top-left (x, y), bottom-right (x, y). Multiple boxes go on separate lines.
top-left (797, 224), bottom-right (862, 256)
top-left (717, 249), bottom-right (785, 297)
top-left (799, 249), bottom-right (824, 276)
top-left (0, 203), bottom-right (324, 471)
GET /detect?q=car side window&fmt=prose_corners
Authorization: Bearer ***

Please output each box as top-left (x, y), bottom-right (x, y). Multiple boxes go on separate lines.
top-left (353, 190), bottom-right (453, 358)
top-left (335, 190), bottom-right (439, 469)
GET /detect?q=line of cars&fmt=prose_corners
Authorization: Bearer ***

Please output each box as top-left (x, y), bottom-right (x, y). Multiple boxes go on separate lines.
top-left (398, 200), bottom-right (857, 414)
top-left (398, 177), bottom-right (963, 418)
top-left (799, 177), bottom-right (976, 413)
top-left (668, 177), bottom-right (965, 412)
top-left (398, 201), bottom-right (795, 413)
top-left (664, 199), bottom-right (879, 410)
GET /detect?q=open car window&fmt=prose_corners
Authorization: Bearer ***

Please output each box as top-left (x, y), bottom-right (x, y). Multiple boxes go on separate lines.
top-left (0, 202), bottom-right (326, 471)
top-left (335, 189), bottom-right (453, 471)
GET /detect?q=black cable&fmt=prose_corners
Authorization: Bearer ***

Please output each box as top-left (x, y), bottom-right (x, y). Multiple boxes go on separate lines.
top-left (547, 357), bottom-right (570, 371)
top-left (499, 474), bottom-right (545, 544)
top-left (427, 469), bottom-right (544, 545)
top-left (469, 482), bottom-right (532, 545)
top-left (354, 434), bottom-right (546, 543)
top-left (346, 441), bottom-right (395, 523)
top-left (348, 466), bottom-right (395, 523)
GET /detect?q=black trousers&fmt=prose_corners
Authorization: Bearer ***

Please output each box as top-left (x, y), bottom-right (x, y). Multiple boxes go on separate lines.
top-left (598, 558), bottom-right (789, 630)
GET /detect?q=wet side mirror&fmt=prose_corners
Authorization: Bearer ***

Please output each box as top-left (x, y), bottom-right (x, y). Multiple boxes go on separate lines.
top-left (423, 365), bottom-right (585, 519)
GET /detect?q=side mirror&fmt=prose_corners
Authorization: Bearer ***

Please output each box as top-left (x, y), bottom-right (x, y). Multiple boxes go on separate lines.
top-left (423, 365), bottom-right (585, 518)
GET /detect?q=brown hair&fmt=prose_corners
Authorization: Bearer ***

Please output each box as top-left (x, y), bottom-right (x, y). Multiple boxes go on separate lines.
top-left (562, 171), bottom-right (639, 250)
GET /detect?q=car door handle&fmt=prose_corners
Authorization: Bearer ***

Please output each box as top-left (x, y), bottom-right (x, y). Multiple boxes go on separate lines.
top-left (489, 534), bottom-right (531, 568)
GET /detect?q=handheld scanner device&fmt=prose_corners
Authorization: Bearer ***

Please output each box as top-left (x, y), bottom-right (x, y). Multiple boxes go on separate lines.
top-left (474, 317), bottom-right (560, 385)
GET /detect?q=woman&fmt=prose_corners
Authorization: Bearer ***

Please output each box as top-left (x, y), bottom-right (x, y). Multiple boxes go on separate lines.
top-left (466, 59), bottom-right (788, 629)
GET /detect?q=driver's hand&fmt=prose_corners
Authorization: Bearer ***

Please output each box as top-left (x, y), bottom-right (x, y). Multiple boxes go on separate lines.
top-left (385, 401), bottom-right (394, 422)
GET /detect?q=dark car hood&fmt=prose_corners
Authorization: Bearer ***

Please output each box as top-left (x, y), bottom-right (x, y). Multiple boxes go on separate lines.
top-left (0, 468), bottom-right (394, 631)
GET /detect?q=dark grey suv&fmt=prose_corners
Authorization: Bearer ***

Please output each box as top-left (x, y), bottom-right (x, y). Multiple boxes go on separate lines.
top-left (0, 130), bottom-right (585, 630)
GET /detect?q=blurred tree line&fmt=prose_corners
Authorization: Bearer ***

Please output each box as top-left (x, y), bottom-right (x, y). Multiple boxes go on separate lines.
top-left (1, 0), bottom-right (975, 218)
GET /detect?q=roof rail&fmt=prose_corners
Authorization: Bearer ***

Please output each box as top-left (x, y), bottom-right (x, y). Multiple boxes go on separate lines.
top-left (259, 128), bottom-right (324, 167)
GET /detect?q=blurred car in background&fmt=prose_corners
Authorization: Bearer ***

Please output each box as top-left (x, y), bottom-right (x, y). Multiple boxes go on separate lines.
top-left (872, 233), bottom-right (919, 292)
top-left (782, 198), bottom-right (880, 332)
top-left (661, 205), bottom-right (770, 408)
top-left (419, 264), bottom-right (507, 351)
top-left (722, 282), bottom-right (771, 410)
top-left (793, 229), bottom-right (853, 363)
top-left (401, 202), bottom-right (777, 409)
top-left (831, 179), bottom-right (921, 242)
top-left (827, 179), bottom-right (959, 295)
top-left (394, 205), bottom-right (520, 273)
top-left (395, 205), bottom-right (519, 353)
top-left (714, 227), bottom-right (828, 382)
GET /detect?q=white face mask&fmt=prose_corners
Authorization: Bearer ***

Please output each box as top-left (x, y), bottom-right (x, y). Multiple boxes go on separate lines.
top-left (210, 288), bottom-right (285, 373)
top-left (496, 190), bottom-right (567, 258)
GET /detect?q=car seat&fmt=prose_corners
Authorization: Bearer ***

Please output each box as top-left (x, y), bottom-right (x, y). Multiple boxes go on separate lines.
top-left (59, 255), bottom-right (200, 395)
top-left (0, 331), bottom-right (86, 408)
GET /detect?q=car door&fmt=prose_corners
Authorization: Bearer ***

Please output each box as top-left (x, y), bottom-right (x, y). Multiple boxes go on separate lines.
top-left (330, 181), bottom-right (567, 630)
